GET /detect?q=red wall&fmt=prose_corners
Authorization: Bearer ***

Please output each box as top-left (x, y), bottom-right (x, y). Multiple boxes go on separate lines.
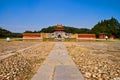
top-left (78, 34), bottom-right (96, 39)
top-left (99, 34), bottom-right (106, 39)
top-left (110, 35), bottom-right (115, 39)
top-left (23, 33), bottom-right (41, 39)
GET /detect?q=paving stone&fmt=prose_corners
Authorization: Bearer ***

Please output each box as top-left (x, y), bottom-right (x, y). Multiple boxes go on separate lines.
top-left (54, 65), bottom-right (84, 80)
top-left (31, 42), bottom-right (84, 80)
top-left (31, 65), bottom-right (54, 80)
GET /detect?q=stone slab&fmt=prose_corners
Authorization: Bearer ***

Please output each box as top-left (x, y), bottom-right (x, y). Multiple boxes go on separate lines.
top-left (54, 65), bottom-right (84, 80)
top-left (31, 65), bottom-right (54, 80)
top-left (31, 42), bottom-right (84, 80)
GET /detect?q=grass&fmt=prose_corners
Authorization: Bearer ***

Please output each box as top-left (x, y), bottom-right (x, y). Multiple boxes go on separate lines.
top-left (1, 37), bottom-right (120, 42)
top-left (43, 38), bottom-right (77, 42)
top-left (95, 39), bottom-right (120, 42)
top-left (0, 39), bottom-right (6, 42)
top-left (0, 38), bottom-right (23, 42)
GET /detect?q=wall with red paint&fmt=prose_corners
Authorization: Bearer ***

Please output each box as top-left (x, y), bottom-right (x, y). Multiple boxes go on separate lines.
top-left (78, 34), bottom-right (96, 39)
top-left (23, 33), bottom-right (41, 39)
top-left (99, 34), bottom-right (106, 39)
top-left (110, 35), bottom-right (115, 39)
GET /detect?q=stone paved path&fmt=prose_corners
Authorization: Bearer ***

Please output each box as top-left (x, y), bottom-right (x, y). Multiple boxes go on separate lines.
top-left (31, 42), bottom-right (84, 80)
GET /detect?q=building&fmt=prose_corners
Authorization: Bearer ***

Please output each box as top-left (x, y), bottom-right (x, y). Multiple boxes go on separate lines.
top-left (49, 24), bottom-right (70, 40)
top-left (109, 35), bottom-right (115, 39)
top-left (23, 24), bottom-right (97, 41)
top-left (99, 33), bottom-right (115, 39)
top-left (99, 33), bottom-right (106, 39)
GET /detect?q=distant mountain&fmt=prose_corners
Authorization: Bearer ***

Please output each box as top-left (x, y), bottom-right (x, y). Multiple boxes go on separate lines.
top-left (24, 26), bottom-right (91, 34)
top-left (0, 27), bottom-right (22, 38)
top-left (40, 26), bottom-right (91, 34)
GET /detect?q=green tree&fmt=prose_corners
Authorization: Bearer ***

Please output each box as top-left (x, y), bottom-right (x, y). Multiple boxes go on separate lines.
top-left (0, 27), bottom-right (12, 37)
top-left (78, 28), bottom-right (91, 33)
top-left (40, 26), bottom-right (91, 34)
top-left (40, 26), bottom-right (55, 33)
top-left (91, 17), bottom-right (120, 38)
top-left (24, 30), bottom-right (33, 33)
top-left (0, 27), bottom-right (22, 38)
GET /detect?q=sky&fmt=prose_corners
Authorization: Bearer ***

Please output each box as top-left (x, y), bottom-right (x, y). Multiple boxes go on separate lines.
top-left (0, 0), bottom-right (120, 33)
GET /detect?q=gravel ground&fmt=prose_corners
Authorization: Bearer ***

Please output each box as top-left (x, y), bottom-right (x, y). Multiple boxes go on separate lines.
top-left (0, 42), bottom-right (55, 80)
top-left (1, 41), bottom-right (120, 80)
top-left (0, 42), bottom-right (39, 56)
top-left (64, 42), bottom-right (120, 80)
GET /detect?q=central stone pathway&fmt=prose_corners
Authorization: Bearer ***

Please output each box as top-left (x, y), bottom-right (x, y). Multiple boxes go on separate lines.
top-left (31, 42), bottom-right (84, 80)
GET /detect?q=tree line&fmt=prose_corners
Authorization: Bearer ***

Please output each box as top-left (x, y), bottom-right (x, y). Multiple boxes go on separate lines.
top-left (91, 17), bottom-right (120, 38)
top-left (0, 17), bottom-right (120, 38)
top-left (24, 26), bottom-right (91, 34)
top-left (0, 27), bottom-right (22, 38)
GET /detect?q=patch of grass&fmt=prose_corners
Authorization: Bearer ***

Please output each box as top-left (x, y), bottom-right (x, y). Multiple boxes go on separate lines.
top-left (64, 38), bottom-right (77, 42)
top-left (0, 38), bottom-right (23, 42)
top-left (0, 39), bottom-right (6, 42)
top-left (96, 39), bottom-right (120, 42)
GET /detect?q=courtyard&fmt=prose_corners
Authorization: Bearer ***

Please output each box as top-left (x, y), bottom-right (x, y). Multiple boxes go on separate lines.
top-left (0, 41), bottom-right (120, 80)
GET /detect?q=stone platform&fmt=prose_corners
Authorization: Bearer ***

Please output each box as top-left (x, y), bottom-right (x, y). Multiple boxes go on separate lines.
top-left (31, 42), bottom-right (84, 80)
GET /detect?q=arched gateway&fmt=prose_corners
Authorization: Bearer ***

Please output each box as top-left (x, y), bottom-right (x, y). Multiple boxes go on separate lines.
top-left (49, 24), bottom-right (70, 40)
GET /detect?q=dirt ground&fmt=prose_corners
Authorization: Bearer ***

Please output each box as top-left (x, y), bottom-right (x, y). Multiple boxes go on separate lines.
top-left (0, 42), bottom-right (39, 56)
top-left (0, 41), bottom-right (120, 80)
top-left (0, 42), bottom-right (55, 80)
top-left (64, 42), bottom-right (120, 80)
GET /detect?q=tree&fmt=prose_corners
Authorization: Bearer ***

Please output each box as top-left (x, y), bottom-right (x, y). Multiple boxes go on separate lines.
top-left (78, 28), bottom-right (91, 33)
top-left (91, 17), bottom-right (120, 38)
top-left (40, 26), bottom-right (55, 33)
top-left (40, 26), bottom-right (91, 34)
top-left (0, 27), bottom-right (12, 37)
top-left (24, 30), bottom-right (33, 33)
top-left (0, 27), bottom-right (22, 38)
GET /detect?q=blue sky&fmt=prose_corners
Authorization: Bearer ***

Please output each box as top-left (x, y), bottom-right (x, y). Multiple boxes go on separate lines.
top-left (0, 0), bottom-right (120, 33)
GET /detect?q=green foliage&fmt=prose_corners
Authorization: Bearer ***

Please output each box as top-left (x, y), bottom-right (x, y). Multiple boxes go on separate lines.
top-left (40, 26), bottom-right (55, 33)
top-left (77, 28), bottom-right (91, 34)
top-left (91, 17), bottom-right (120, 38)
top-left (23, 17), bottom-right (120, 39)
top-left (24, 30), bottom-right (33, 33)
top-left (64, 26), bottom-right (78, 33)
top-left (40, 26), bottom-right (91, 34)
top-left (0, 27), bottom-right (22, 38)
top-left (24, 26), bottom-right (55, 33)
top-left (1, 17), bottom-right (120, 38)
